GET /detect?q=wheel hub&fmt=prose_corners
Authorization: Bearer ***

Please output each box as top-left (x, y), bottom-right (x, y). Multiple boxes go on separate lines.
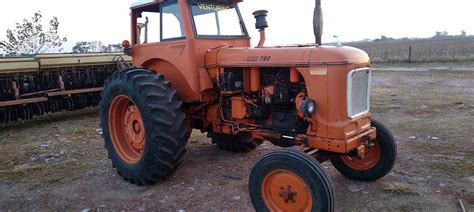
top-left (123, 105), bottom-right (145, 151)
top-left (341, 140), bottom-right (381, 170)
top-left (108, 95), bottom-right (145, 164)
top-left (262, 170), bottom-right (313, 211)
top-left (279, 185), bottom-right (298, 203)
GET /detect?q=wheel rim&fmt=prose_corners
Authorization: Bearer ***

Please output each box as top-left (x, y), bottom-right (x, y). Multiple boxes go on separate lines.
top-left (108, 95), bottom-right (145, 164)
top-left (262, 169), bottom-right (313, 211)
top-left (340, 139), bottom-right (381, 170)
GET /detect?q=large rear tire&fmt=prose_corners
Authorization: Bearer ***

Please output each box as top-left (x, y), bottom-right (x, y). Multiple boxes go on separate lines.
top-left (100, 68), bottom-right (188, 185)
top-left (330, 119), bottom-right (397, 181)
top-left (208, 132), bottom-right (263, 152)
top-left (249, 149), bottom-right (334, 212)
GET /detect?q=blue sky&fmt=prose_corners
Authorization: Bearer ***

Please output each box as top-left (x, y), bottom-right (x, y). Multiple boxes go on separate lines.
top-left (1, 0), bottom-right (473, 53)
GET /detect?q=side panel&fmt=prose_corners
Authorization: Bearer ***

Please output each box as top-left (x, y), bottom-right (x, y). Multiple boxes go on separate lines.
top-left (207, 47), bottom-right (313, 68)
top-left (326, 64), bottom-right (371, 139)
top-left (0, 53), bottom-right (130, 74)
top-left (37, 53), bottom-right (131, 69)
top-left (297, 64), bottom-right (371, 140)
top-left (0, 58), bottom-right (38, 74)
top-left (297, 67), bottom-right (329, 138)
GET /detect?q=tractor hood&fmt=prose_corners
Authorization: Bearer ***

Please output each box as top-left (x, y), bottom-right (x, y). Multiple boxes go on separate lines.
top-left (205, 45), bottom-right (369, 68)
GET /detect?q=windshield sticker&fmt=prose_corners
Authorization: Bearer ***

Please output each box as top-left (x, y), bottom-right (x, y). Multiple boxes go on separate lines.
top-left (198, 3), bottom-right (230, 11)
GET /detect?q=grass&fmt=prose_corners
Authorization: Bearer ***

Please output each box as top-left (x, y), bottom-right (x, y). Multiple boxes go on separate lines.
top-left (428, 161), bottom-right (474, 179)
top-left (381, 182), bottom-right (419, 195)
top-left (0, 108), bottom-right (103, 190)
top-left (371, 70), bottom-right (474, 182)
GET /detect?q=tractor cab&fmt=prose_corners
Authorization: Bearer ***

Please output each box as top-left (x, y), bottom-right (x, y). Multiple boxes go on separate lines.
top-left (125, 0), bottom-right (251, 101)
top-left (129, 0), bottom-right (249, 45)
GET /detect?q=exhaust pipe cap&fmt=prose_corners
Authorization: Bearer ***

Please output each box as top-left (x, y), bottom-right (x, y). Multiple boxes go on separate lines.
top-left (253, 10), bottom-right (268, 30)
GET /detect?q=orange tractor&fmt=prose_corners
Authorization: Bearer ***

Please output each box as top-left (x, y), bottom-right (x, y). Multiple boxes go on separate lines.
top-left (100, 0), bottom-right (397, 211)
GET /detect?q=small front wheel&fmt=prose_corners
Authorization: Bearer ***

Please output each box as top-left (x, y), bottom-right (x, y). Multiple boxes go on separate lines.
top-left (249, 149), bottom-right (334, 212)
top-left (330, 119), bottom-right (397, 181)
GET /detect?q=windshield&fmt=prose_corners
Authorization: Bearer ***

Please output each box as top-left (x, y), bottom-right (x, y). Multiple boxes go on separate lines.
top-left (190, 2), bottom-right (247, 37)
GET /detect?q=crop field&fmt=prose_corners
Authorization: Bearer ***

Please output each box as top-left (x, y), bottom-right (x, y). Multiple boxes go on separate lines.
top-left (0, 65), bottom-right (473, 211)
top-left (348, 37), bottom-right (474, 63)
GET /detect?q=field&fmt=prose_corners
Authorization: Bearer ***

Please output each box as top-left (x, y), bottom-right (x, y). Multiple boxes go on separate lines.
top-left (348, 37), bottom-right (474, 63)
top-left (0, 66), bottom-right (473, 211)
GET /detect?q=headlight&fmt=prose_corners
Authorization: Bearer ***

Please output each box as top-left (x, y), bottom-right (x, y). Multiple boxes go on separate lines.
top-left (300, 99), bottom-right (317, 117)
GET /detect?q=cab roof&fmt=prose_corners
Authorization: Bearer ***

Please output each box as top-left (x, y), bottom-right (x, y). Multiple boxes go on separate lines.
top-left (131, 0), bottom-right (242, 10)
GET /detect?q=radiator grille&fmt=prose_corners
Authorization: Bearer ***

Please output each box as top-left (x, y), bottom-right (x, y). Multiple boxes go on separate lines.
top-left (347, 68), bottom-right (371, 118)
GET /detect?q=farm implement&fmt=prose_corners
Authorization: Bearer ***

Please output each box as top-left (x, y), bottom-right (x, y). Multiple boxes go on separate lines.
top-left (0, 53), bottom-right (131, 125)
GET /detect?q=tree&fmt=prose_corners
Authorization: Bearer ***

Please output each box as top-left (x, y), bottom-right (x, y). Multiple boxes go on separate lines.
top-left (104, 44), bottom-right (123, 53)
top-left (72, 42), bottom-right (90, 53)
top-left (0, 11), bottom-right (67, 55)
top-left (433, 31), bottom-right (453, 39)
top-left (72, 41), bottom-right (105, 53)
top-left (73, 41), bottom-right (123, 53)
top-left (88, 41), bottom-right (105, 52)
top-left (374, 35), bottom-right (394, 42)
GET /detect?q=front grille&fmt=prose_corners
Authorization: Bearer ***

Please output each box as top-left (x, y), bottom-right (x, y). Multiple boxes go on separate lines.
top-left (347, 68), bottom-right (371, 119)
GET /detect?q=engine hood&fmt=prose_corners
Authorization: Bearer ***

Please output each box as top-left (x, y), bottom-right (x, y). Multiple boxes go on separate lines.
top-left (205, 45), bottom-right (370, 68)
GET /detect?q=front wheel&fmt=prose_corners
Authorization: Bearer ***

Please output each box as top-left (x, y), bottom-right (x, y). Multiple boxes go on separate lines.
top-left (330, 119), bottom-right (397, 181)
top-left (249, 149), bottom-right (334, 212)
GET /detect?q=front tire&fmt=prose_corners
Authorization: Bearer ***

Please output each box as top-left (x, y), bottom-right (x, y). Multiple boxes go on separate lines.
top-left (100, 68), bottom-right (188, 185)
top-left (249, 149), bottom-right (334, 212)
top-left (330, 119), bottom-right (397, 181)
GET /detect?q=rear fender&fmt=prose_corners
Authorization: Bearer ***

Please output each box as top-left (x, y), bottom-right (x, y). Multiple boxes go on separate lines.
top-left (143, 59), bottom-right (200, 101)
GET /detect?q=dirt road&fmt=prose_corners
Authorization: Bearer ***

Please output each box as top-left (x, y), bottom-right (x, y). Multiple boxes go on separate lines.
top-left (1, 68), bottom-right (473, 211)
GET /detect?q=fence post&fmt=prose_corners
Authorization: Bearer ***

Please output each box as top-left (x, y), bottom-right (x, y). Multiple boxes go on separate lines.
top-left (408, 45), bottom-right (412, 63)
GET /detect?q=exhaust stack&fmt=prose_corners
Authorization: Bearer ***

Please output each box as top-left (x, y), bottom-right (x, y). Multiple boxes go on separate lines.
top-left (253, 10), bottom-right (268, 48)
top-left (313, 0), bottom-right (323, 46)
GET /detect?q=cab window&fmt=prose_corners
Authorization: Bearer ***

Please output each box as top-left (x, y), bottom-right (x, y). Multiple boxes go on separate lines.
top-left (161, 3), bottom-right (186, 40)
top-left (137, 12), bottom-right (161, 43)
top-left (133, 1), bottom-right (185, 44)
top-left (190, 2), bottom-right (246, 37)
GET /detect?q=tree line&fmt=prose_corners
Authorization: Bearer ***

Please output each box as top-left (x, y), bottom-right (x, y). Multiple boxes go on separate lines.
top-left (371, 30), bottom-right (471, 42)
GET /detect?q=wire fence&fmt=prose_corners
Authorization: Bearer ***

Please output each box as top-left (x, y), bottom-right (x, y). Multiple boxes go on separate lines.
top-left (348, 37), bottom-right (474, 63)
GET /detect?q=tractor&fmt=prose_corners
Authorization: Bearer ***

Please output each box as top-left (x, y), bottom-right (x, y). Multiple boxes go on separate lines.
top-left (100, 0), bottom-right (397, 211)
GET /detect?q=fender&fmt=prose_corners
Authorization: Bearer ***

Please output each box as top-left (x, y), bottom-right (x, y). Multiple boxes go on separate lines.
top-left (142, 58), bottom-right (202, 102)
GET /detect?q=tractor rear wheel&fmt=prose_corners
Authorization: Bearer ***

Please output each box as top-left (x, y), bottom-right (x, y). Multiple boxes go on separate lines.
top-left (249, 149), bottom-right (334, 212)
top-left (330, 119), bottom-right (397, 181)
top-left (208, 132), bottom-right (262, 152)
top-left (100, 68), bottom-right (188, 185)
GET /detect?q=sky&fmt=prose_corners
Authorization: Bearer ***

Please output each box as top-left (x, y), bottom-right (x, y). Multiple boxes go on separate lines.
top-left (1, 0), bottom-right (473, 53)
